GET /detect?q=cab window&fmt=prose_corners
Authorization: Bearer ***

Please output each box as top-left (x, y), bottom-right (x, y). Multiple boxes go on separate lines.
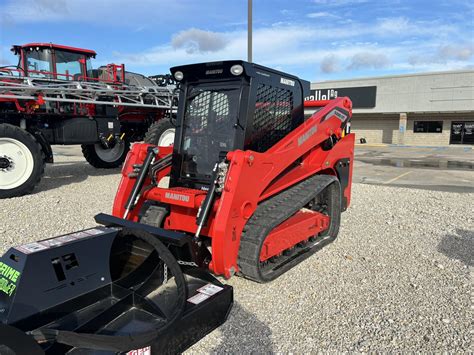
top-left (55, 51), bottom-right (84, 80)
top-left (26, 49), bottom-right (53, 78)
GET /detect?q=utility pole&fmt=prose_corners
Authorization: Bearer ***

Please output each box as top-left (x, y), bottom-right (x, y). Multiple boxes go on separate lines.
top-left (248, 0), bottom-right (252, 62)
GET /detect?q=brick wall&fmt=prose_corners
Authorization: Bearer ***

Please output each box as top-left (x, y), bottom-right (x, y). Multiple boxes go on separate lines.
top-left (404, 113), bottom-right (474, 146)
top-left (351, 115), bottom-right (398, 144)
top-left (404, 118), bottom-right (451, 145)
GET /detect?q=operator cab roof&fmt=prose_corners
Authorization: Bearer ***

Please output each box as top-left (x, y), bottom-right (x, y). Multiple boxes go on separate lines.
top-left (170, 60), bottom-right (309, 91)
top-left (11, 43), bottom-right (97, 58)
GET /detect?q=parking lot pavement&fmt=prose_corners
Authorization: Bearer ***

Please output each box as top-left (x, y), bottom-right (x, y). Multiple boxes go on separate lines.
top-left (354, 145), bottom-right (474, 193)
top-left (53, 144), bottom-right (474, 193)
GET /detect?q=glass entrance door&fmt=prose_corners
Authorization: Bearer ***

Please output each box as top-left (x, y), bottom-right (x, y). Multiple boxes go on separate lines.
top-left (450, 121), bottom-right (474, 145)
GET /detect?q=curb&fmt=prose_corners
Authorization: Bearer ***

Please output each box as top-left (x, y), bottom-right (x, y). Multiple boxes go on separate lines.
top-left (356, 144), bottom-right (472, 151)
top-left (355, 143), bottom-right (388, 147)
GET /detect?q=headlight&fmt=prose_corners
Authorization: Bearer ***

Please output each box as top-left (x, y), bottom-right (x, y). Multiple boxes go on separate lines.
top-left (230, 64), bottom-right (244, 76)
top-left (174, 71), bottom-right (184, 81)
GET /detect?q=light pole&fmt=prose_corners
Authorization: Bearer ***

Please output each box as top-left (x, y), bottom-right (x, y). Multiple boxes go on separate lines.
top-left (248, 0), bottom-right (252, 62)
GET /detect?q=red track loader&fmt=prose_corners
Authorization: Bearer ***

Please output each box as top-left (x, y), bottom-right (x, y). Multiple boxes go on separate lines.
top-left (0, 60), bottom-right (354, 354)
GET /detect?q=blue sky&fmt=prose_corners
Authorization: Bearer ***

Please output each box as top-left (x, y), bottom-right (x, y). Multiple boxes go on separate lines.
top-left (0, 0), bottom-right (473, 82)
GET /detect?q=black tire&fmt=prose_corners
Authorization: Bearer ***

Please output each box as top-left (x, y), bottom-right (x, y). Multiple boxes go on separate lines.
top-left (0, 124), bottom-right (45, 199)
top-left (81, 140), bottom-right (130, 169)
top-left (144, 119), bottom-right (175, 146)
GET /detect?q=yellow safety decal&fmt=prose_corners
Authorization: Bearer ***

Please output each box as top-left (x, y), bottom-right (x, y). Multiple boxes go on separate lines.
top-left (0, 262), bottom-right (20, 296)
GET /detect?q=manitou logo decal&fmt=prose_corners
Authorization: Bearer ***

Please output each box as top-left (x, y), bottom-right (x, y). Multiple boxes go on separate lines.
top-left (205, 69), bottom-right (223, 75)
top-left (165, 192), bottom-right (190, 202)
top-left (280, 77), bottom-right (295, 86)
top-left (298, 125), bottom-right (318, 146)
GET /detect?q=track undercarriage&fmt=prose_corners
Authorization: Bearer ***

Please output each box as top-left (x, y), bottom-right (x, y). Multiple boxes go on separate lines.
top-left (238, 174), bottom-right (341, 282)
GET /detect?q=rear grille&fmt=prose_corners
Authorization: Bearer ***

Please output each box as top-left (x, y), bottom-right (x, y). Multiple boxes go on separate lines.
top-left (247, 83), bottom-right (294, 152)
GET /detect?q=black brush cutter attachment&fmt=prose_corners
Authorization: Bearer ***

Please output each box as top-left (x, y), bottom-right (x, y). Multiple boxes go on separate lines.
top-left (0, 222), bottom-right (233, 354)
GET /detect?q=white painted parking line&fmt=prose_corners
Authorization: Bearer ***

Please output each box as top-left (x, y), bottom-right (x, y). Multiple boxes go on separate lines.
top-left (383, 171), bottom-right (412, 185)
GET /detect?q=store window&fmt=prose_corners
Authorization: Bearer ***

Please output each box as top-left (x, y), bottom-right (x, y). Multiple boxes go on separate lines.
top-left (414, 121), bottom-right (443, 133)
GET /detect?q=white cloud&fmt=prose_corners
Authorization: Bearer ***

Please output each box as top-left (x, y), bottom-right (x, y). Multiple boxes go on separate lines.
top-left (312, 0), bottom-right (368, 5)
top-left (0, 0), bottom-right (189, 26)
top-left (394, 60), bottom-right (474, 72)
top-left (376, 17), bottom-right (457, 37)
top-left (438, 44), bottom-right (474, 61)
top-left (307, 12), bottom-right (338, 19)
top-left (2, 0), bottom-right (471, 79)
top-left (408, 43), bottom-right (474, 65)
top-left (112, 19), bottom-right (472, 79)
top-left (0, 0), bottom-right (69, 23)
top-left (172, 28), bottom-right (227, 54)
top-left (114, 25), bottom-right (349, 68)
top-left (35, 0), bottom-right (69, 14)
top-left (347, 52), bottom-right (390, 70)
top-left (376, 17), bottom-right (410, 34)
top-left (320, 55), bottom-right (340, 73)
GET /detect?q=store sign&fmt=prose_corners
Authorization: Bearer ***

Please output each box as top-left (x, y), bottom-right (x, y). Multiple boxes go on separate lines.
top-left (305, 86), bottom-right (377, 108)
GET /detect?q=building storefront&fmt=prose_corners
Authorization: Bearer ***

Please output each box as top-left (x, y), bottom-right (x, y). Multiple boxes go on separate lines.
top-left (308, 70), bottom-right (474, 146)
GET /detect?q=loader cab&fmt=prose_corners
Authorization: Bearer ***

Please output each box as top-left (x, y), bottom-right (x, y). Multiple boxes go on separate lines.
top-left (169, 60), bottom-right (310, 190)
top-left (11, 43), bottom-right (96, 81)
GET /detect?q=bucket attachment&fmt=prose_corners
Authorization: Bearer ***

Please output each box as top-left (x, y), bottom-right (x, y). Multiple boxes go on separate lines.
top-left (0, 225), bottom-right (233, 354)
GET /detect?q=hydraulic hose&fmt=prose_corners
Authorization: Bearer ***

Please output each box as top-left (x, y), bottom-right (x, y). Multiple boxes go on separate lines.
top-left (195, 162), bottom-right (219, 237)
top-left (123, 146), bottom-right (159, 219)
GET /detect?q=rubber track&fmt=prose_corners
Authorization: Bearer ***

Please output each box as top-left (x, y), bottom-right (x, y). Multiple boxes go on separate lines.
top-left (238, 174), bottom-right (339, 283)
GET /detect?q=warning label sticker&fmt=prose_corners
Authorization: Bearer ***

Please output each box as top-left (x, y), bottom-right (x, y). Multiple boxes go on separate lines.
top-left (126, 346), bottom-right (151, 355)
top-left (15, 242), bottom-right (48, 254)
top-left (197, 283), bottom-right (223, 296)
top-left (0, 261), bottom-right (20, 297)
top-left (84, 228), bottom-right (104, 236)
top-left (67, 231), bottom-right (93, 240)
top-left (39, 239), bottom-right (64, 248)
top-left (56, 234), bottom-right (79, 243)
top-left (187, 292), bottom-right (210, 305)
top-left (15, 228), bottom-right (107, 253)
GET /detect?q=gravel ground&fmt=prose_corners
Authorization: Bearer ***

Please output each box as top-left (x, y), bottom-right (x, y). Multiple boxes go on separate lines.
top-left (0, 154), bottom-right (472, 352)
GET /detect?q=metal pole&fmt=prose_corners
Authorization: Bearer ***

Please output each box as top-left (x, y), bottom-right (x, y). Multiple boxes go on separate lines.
top-left (248, 0), bottom-right (252, 62)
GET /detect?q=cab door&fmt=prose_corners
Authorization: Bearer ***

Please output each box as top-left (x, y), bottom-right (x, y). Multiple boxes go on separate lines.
top-left (53, 50), bottom-right (86, 81)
